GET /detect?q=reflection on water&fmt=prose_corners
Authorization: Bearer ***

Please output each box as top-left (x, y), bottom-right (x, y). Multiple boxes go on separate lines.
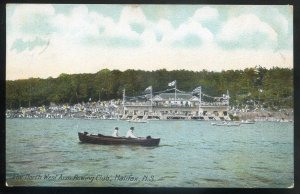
top-left (6, 119), bottom-right (293, 187)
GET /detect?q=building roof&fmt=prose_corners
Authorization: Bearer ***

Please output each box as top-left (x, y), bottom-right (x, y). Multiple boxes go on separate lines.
top-left (153, 93), bottom-right (196, 101)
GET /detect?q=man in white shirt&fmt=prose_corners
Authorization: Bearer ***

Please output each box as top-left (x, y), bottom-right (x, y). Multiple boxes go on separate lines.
top-left (126, 127), bottom-right (137, 138)
top-left (112, 127), bottom-right (119, 137)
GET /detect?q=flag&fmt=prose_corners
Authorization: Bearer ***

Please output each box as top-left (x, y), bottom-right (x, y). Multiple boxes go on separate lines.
top-left (144, 86), bottom-right (152, 92)
top-left (192, 86), bottom-right (201, 93)
top-left (168, 80), bottom-right (176, 87)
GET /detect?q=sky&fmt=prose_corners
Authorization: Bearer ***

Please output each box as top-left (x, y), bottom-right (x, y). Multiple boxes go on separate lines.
top-left (6, 4), bottom-right (293, 80)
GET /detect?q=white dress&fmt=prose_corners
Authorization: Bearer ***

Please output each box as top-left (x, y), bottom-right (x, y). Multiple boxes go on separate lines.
top-left (125, 130), bottom-right (137, 138)
top-left (112, 130), bottom-right (119, 137)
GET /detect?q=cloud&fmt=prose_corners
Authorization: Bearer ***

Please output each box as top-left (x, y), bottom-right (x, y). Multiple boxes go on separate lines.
top-left (7, 5), bottom-right (291, 51)
top-left (11, 4), bottom-right (55, 38)
top-left (8, 5), bottom-right (145, 51)
top-left (119, 5), bottom-right (147, 25)
top-left (169, 16), bottom-right (214, 48)
top-left (52, 5), bottom-right (106, 41)
top-left (6, 4), bottom-right (293, 80)
top-left (130, 23), bottom-right (145, 34)
top-left (8, 4), bottom-right (54, 53)
top-left (152, 7), bottom-right (218, 48)
top-left (11, 37), bottom-right (49, 53)
top-left (217, 14), bottom-right (278, 49)
top-left (152, 19), bottom-right (174, 44)
top-left (48, 5), bottom-right (216, 49)
top-left (172, 34), bottom-right (203, 48)
top-left (192, 6), bottom-right (219, 22)
top-left (262, 7), bottom-right (292, 50)
top-left (65, 5), bottom-right (145, 47)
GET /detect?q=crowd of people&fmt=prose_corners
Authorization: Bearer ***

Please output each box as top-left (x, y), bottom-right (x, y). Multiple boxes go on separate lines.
top-left (5, 99), bottom-right (293, 122)
top-left (6, 100), bottom-right (122, 119)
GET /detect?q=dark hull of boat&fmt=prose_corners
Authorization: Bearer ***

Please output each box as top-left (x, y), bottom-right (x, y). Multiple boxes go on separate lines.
top-left (78, 132), bottom-right (160, 146)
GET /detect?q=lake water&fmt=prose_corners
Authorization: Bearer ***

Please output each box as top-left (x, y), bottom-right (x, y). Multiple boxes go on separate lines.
top-left (6, 119), bottom-right (293, 188)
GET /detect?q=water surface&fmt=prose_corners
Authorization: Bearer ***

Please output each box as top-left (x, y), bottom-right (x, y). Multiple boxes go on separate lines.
top-left (6, 119), bottom-right (293, 187)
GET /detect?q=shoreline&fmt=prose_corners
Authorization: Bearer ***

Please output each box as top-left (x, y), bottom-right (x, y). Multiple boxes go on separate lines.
top-left (5, 112), bottom-right (294, 122)
top-left (5, 104), bottom-right (294, 122)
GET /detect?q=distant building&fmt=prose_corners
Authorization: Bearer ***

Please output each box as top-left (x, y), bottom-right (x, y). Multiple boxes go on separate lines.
top-left (121, 90), bottom-right (230, 121)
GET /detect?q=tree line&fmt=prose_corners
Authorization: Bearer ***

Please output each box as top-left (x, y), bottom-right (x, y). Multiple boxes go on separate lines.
top-left (6, 67), bottom-right (293, 110)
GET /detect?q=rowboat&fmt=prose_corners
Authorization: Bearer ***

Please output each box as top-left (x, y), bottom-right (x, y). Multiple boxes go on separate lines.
top-left (211, 121), bottom-right (241, 127)
top-left (241, 120), bottom-right (255, 124)
top-left (78, 132), bottom-right (160, 146)
top-left (127, 119), bottom-right (148, 123)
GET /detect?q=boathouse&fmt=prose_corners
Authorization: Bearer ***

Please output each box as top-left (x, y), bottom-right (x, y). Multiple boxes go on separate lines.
top-left (121, 82), bottom-right (231, 121)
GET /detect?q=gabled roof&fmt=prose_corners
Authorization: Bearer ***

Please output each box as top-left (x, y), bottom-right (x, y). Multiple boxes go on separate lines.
top-left (190, 96), bottom-right (200, 102)
top-left (153, 95), bottom-right (164, 101)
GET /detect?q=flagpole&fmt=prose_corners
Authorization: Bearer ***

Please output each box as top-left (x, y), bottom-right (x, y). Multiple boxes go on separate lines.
top-left (198, 86), bottom-right (202, 116)
top-left (122, 89), bottom-right (126, 115)
top-left (227, 89), bottom-right (229, 105)
top-left (150, 86), bottom-right (153, 112)
top-left (175, 80), bottom-right (177, 104)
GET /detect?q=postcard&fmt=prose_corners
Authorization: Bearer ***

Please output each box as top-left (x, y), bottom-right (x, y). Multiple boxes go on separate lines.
top-left (5, 4), bottom-right (293, 188)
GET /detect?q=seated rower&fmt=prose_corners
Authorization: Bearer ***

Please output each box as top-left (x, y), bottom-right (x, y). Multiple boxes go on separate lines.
top-left (112, 127), bottom-right (119, 137)
top-left (126, 127), bottom-right (137, 138)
